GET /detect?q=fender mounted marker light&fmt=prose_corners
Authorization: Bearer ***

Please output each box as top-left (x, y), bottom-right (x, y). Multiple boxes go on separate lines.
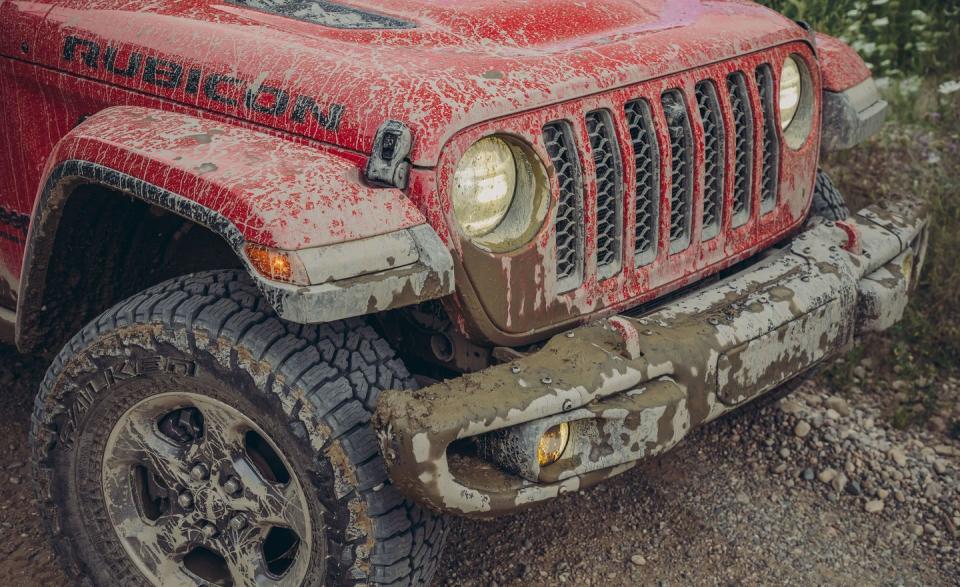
top-left (244, 244), bottom-right (309, 285)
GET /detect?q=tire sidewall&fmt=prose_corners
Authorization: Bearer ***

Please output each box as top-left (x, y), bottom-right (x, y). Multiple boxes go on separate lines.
top-left (36, 323), bottom-right (334, 586)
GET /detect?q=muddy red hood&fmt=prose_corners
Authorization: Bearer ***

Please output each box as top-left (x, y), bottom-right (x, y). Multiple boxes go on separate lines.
top-left (6, 0), bottom-right (809, 165)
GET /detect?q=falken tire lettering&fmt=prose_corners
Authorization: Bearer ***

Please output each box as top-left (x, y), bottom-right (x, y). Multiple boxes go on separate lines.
top-left (60, 34), bottom-right (345, 130)
top-left (56, 356), bottom-right (198, 448)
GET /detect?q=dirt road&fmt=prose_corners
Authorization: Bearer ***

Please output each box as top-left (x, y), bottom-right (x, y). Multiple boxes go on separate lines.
top-left (1, 342), bottom-right (956, 585)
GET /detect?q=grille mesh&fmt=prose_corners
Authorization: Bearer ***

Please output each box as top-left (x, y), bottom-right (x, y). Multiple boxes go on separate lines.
top-left (661, 91), bottom-right (693, 252)
top-left (543, 122), bottom-right (583, 288)
top-left (756, 65), bottom-right (780, 213)
top-left (695, 81), bottom-right (725, 240)
top-left (624, 99), bottom-right (660, 266)
top-left (727, 72), bottom-right (754, 226)
top-left (585, 110), bottom-right (623, 276)
top-left (543, 59), bottom-right (789, 294)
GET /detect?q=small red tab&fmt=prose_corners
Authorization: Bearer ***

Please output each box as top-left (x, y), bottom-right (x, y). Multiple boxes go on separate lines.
top-left (836, 221), bottom-right (862, 255)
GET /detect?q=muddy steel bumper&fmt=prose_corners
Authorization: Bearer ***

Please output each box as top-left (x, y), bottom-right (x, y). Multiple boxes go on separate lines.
top-left (374, 199), bottom-right (928, 517)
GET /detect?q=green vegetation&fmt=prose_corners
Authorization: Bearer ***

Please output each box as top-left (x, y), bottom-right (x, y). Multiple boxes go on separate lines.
top-left (758, 0), bottom-right (959, 77)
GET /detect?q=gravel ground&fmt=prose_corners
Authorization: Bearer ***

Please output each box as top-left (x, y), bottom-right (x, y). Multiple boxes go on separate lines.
top-left (1, 343), bottom-right (957, 585)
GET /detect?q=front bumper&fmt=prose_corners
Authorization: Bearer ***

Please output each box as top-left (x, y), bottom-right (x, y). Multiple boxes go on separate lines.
top-left (375, 199), bottom-right (928, 517)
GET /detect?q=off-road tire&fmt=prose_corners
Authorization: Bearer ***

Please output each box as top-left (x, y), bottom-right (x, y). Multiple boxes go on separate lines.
top-left (30, 270), bottom-right (446, 586)
top-left (811, 169), bottom-right (850, 221)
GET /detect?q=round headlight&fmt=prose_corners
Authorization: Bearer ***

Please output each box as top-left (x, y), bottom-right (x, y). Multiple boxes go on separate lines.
top-left (779, 57), bottom-right (802, 131)
top-left (452, 137), bottom-right (517, 237)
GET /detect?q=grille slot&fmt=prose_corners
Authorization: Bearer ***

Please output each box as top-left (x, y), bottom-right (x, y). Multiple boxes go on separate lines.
top-left (585, 109), bottom-right (624, 278)
top-left (695, 81), bottom-right (725, 241)
top-left (661, 91), bottom-right (693, 253)
top-left (726, 72), bottom-right (754, 227)
top-left (624, 99), bottom-right (660, 267)
top-left (755, 64), bottom-right (781, 213)
top-left (543, 122), bottom-right (584, 290)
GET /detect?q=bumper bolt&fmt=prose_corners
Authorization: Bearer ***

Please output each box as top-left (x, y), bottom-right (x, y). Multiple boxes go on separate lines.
top-left (190, 463), bottom-right (209, 482)
top-left (228, 514), bottom-right (247, 531)
top-left (201, 522), bottom-right (218, 539)
top-left (223, 477), bottom-right (242, 496)
top-left (177, 491), bottom-right (194, 509)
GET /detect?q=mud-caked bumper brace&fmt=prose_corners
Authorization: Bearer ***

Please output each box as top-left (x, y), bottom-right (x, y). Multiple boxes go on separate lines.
top-left (374, 199), bottom-right (928, 517)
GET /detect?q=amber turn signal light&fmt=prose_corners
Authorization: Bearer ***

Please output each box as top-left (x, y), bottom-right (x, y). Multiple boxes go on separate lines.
top-left (244, 244), bottom-right (309, 285)
top-left (537, 422), bottom-right (569, 467)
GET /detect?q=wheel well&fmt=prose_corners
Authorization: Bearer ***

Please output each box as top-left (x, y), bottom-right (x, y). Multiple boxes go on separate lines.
top-left (20, 182), bottom-right (241, 354)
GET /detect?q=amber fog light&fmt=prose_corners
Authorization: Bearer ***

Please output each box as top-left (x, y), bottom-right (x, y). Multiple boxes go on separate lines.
top-left (537, 422), bottom-right (570, 467)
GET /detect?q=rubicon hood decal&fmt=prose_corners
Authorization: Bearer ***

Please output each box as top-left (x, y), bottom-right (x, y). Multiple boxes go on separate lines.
top-left (62, 35), bottom-right (345, 131)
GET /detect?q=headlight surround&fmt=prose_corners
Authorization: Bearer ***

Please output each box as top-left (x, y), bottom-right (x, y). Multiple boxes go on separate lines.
top-left (450, 135), bottom-right (549, 252)
top-left (779, 56), bottom-right (803, 131)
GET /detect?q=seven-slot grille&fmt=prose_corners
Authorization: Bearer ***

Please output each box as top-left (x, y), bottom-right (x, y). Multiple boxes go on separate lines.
top-left (545, 62), bottom-right (783, 290)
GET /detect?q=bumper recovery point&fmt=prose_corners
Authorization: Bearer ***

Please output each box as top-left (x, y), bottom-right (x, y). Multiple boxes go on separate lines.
top-left (374, 200), bottom-right (928, 517)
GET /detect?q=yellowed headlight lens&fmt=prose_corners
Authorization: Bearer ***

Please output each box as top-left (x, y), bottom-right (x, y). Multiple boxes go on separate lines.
top-left (779, 57), bottom-right (802, 130)
top-left (451, 137), bottom-right (517, 237)
top-left (537, 422), bottom-right (570, 467)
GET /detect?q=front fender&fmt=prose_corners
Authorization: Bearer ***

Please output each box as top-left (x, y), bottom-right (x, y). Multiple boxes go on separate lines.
top-left (816, 33), bottom-right (888, 153)
top-left (18, 106), bottom-right (453, 343)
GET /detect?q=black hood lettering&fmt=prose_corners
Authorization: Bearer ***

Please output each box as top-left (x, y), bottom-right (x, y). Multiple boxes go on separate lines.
top-left (61, 35), bottom-right (345, 131)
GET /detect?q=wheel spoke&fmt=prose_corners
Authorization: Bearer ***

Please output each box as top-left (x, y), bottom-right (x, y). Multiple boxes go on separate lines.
top-left (223, 526), bottom-right (275, 587)
top-left (106, 414), bottom-right (193, 490)
top-left (232, 456), bottom-right (309, 541)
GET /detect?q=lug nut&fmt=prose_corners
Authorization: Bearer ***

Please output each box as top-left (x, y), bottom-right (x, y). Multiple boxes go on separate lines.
top-left (190, 463), bottom-right (209, 481)
top-left (223, 477), bottom-right (242, 496)
top-left (177, 492), bottom-right (194, 509)
top-left (229, 514), bottom-right (247, 531)
top-left (201, 522), bottom-right (218, 539)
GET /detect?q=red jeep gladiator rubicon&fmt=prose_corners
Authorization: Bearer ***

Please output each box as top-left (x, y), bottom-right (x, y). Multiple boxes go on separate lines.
top-left (0, 0), bottom-right (927, 584)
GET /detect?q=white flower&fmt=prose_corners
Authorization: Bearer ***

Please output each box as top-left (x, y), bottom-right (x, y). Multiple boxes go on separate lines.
top-left (872, 0), bottom-right (889, 5)
top-left (901, 76), bottom-right (923, 94)
top-left (911, 9), bottom-right (929, 22)
top-left (938, 80), bottom-right (960, 95)
top-left (872, 17), bottom-right (890, 27)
